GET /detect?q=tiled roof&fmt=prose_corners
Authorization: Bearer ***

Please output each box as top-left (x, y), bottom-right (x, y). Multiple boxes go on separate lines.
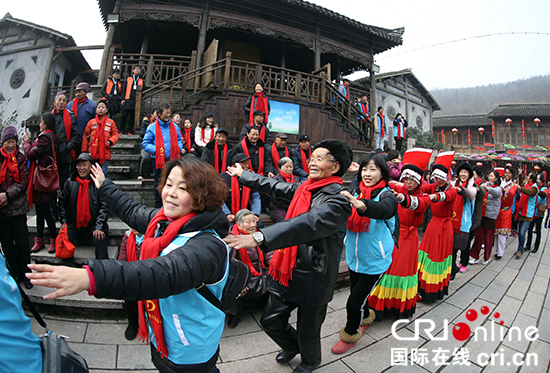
top-left (487, 104), bottom-right (550, 118)
top-left (433, 114), bottom-right (492, 128)
top-left (0, 13), bottom-right (75, 46)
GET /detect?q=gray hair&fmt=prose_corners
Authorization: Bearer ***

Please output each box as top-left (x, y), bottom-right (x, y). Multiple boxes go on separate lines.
top-left (278, 157), bottom-right (293, 170)
top-left (235, 209), bottom-right (254, 226)
top-left (54, 91), bottom-right (68, 102)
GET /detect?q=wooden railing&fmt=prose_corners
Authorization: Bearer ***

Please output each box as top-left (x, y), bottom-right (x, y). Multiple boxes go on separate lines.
top-left (134, 52), bottom-right (371, 143)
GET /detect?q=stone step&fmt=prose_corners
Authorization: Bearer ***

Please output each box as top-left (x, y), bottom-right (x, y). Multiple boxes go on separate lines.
top-left (31, 245), bottom-right (119, 265)
top-left (110, 141), bottom-right (140, 155)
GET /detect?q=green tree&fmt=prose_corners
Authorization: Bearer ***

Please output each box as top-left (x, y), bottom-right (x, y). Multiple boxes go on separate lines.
top-left (407, 127), bottom-right (444, 152)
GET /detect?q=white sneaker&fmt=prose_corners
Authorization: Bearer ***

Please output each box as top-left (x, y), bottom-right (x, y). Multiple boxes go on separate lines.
top-left (137, 175), bottom-right (143, 180)
top-left (469, 258), bottom-right (479, 265)
top-left (482, 259), bottom-right (489, 265)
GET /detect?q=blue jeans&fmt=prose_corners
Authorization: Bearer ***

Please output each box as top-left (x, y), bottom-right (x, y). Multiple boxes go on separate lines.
top-left (100, 160), bottom-right (109, 178)
top-left (517, 220), bottom-right (530, 252)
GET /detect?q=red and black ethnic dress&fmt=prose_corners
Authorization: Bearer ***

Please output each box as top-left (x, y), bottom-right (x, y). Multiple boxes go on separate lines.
top-left (495, 179), bottom-right (517, 236)
top-left (417, 182), bottom-right (457, 303)
top-left (369, 183), bottom-right (431, 319)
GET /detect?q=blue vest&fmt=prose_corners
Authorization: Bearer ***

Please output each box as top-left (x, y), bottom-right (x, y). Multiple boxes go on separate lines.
top-left (536, 187), bottom-right (547, 217)
top-left (150, 230), bottom-right (229, 365)
top-left (344, 188), bottom-right (395, 275)
top-left (0, 255), bottom-right (43, 373)
top-left (525, 185), bottom-right (539, 219)
top-left (460, 198), bottom-right (474, 233)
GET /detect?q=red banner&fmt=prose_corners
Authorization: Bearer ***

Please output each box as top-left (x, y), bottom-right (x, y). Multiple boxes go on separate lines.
top-left (441, 129), bottom-right (444, 144)
top-left (468, 129), bottom-right (471, 146)
top-left (491, 120), bottom-right (495, 139)
top-left (522, 119), bottom-right (525, 138)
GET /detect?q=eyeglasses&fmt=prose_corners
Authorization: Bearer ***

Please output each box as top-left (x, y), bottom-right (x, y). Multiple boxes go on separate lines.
top-left (308, 157), bottom-right (336, 165)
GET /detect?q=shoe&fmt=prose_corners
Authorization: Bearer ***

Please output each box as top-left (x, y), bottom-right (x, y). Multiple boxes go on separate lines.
top-left (459, 265), bottom-right (467, 273)
top-left (494, 255), bottom-right (502, 260)
top-left (23, 277), bottom-right (33, 289)
top-left (482, 259), bottom-right (489, 265)
top-left (276, 349), bottom-right (300, 363)
top-left (124, 323), bottom-right (139, 340)
top-left (415, 294), bottom-right (423, 302)
top-left (137, 175), bottom-right (143, 180)
top-left (514, 251), bottom-right (522, 259)
top-left (532, 248), bottom-right (539, 253)
top-left (30, 237), bottom-right (45, 253)
top-left (47, 238), bottom-right (56, 254)
top-left (227, 314), bottom-right (240, 328)
top-left (469, 258), bottom-right (479, 265)
top-left (293, 360), bottom-right (321, 373)
top-left (331, 339), bottom-right (356, 354)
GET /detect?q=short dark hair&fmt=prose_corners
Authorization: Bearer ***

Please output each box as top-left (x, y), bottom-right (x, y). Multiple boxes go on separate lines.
top-left (358, 153), bottom-right (390, 183)
top-left (505, 166), bottom-right (514, 176)
top-left (133, 65), bottom-right (141, 70)
top-left (387, 149), bottom-right (400, 162)
top-left (377, 106), bottom-right (383, 112)
top-left (488, 169), bottom-right (501, 186)
top-left (473, 166), bottom-right (483, 178)
top-left (528, 172), bottom-right (537, 183)
top-left (159, 103), bottom-right (171, 116)
top-left (247, 126), bottom-right (260, 134)
top-left (96, 100), bottom-right (108, 108)
top-left (158, 156), bottom-right (228, 212)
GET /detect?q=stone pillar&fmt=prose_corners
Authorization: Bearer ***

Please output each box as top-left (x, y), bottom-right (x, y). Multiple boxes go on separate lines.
top-left (196, 0), bottom-right (211, 69)
top-left (314, 28), bottom-right (321, 70)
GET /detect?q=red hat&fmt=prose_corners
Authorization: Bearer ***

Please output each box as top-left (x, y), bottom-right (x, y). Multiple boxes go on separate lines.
top-left (432, 151), bottom-right (455, 180)
top-left (400, 148), bottom-right (433, 184)
top-left (495, 167), bottom-right (505, 177)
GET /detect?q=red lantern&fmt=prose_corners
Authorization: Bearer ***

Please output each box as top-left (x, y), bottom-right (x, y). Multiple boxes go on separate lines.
top-left (506, 163), bottom-right (513, 168)
top-left (491, 120), bottom-right (495, 138)
top-left (452, 160), bottom-right (457, 166)
top-left (506, 118), bottom-right (512, 126)
top-left (534, 118), bottom-right (541, 126)
top-left (522, 119), bottom-right (525, 139)
top-left (441, 129), bottom-right (444, 144)
top-left (476, 162), bottom-right (483, 167)
top-left (534, 165), bottom-right (541, 172)
top-left (478, 127), bottom-right (485, 134)
top-left (452, 128), bottom-right (458, 134)
top-left (468, 129), bottom-right (471, 146)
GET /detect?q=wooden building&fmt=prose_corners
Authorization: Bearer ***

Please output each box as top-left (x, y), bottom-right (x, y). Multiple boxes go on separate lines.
top-left (86, 0), bottom-right (404, 149)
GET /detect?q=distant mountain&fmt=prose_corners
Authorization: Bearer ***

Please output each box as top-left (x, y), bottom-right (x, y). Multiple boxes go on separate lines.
top-left (431, 74), bottom-right (550, 116)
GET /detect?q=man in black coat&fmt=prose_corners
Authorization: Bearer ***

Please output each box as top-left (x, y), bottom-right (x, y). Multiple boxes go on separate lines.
top-left (291, 134), bottom-right (312, 181)
top-left (201, 128), bottom-right (233, 174)
top-left (100, 68), bottom-right (122, 120)
top-left (52, 92), bottom-right (81, 188)
top-left (58, 153), bottom-right (109, 262)
top-left (232, 126), bottom-right (275, 177)
top-left (224, 139), bottom-right (353, 373)
top-left (239, 110), bottom-right (272, 145)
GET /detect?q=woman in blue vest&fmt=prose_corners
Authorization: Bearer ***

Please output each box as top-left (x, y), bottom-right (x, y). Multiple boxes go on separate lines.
top-left (332, 153), bottom-right (398, 354)
top-left (526, 173), bottom-right (547, 253)
top-left (28, 156), bottom-right (230, 373)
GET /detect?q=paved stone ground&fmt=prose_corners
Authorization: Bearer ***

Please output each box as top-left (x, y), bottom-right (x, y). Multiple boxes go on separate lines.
top-left (29, 228), bottom-right (550, 373)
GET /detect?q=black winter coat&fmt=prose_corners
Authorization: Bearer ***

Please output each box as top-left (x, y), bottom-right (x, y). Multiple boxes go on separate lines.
top-left (53, 109), bottom-right (81, 165)
top-left (58, 172), bottom-right (109, 230)
top-left (201, 140), bottom-right (233, 173)
top-left (239, 123), bottom-right (272, 145)
top-left (232, 138), bottom-right (275, 176)
top-left (239, 171), bottom-right (351, 306)
top-left (0, 149), bottom-right (29, 218)
top-left (243, 93), bottom-right (271, 121)
top-left (90, 179), bottom-right (229, 301)
top-left (291, 145), bottom-right (311, 180)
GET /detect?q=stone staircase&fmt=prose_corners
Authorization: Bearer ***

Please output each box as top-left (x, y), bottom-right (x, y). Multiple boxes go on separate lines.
top-left (108, 134), bottom-right (142, 180)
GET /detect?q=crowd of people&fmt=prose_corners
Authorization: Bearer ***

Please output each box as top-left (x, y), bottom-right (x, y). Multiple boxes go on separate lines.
top-left (0, 71), bottom-right (548, 373)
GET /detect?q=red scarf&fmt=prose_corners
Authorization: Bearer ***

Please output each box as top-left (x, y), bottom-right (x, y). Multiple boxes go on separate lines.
top-left (231, 175), bottom-right (251, 215)
top-left (241, 138), bottom-right (264, 175)
top-left (300, 147), bottom-right (310, 174)
top-left (53, 108), bottom-right (75, 159)
top-left (232, 224), bottom-right (265, 277)
top-left (249, 92), bottom-right (269, 124)
top-left (214, 143), bottom-right (228, 174)
top-left (269, 176), bottom-right (343, 286)
top-left (126, 231), bottom-right (137, 262)
top-left (75, 177), bottom-right (92, 228)
top-left (516, 181), bottom-right (535, 219)
top-left (90, 115), bottom-right (108, 163)
top-left (201, 127), bottom-right (215, 144)
top-left (27, 131), bottom-right (53, 208)
top-left (183, 127), bottom-right (193, 152)
top-left (279, 170), bottom-right (295, 183)
top-left (0, 148), bottom-right (19, 184)
top-left (71, 97), bottom-right (87, 119)
top-left (346, 180), bottom-right (387, 233)
top-left (360, 102), bottom-right (369, 115)
top-left (131, 209), bottom-right (197, 358)
top-left (271, 143), bottom-right (288, 171)
top-left (377, 112), bottom-right (385, 137)
top-left (154, 119), bottom-right (180, 169)
top-left (343, 83), bottom-right (349, 99)
top-left (396, 118), bottom-right (405, 139)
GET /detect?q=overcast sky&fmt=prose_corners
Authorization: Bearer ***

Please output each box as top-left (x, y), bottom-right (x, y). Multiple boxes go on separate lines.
top-left (2, 0), bottom-right (549, 90)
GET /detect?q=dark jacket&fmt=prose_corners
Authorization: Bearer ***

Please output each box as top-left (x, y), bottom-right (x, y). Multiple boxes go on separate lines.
top-left (269, 173), bottom-right (293, 222)
top-left (139, 117), bottom-right (151, 139)
top-left (243, 93), bottom-right (271, 120)
top-left (239, 170), bottom-right (352, 306)
top-left (239, 123), bottom-right (273, 145)
top-left (0, 149), bottom-right (29, 218)
top-left (22, 132), bottom-right (60, 205)
top-left (92, 178), bottom-right (228, 298)
top-left (122, 75), bottom-right (145, 110)
top-left (58, 172), bottom-right (109, 231)
top-left (201, 140), bottom-right (233, 173)
top-left (291, 145), bottom-right (312, 180)
top-left (471, 183), bottom-right (486, 231)
top-left (100, 76), bottom-right (122, 114)
top-left (232, 138), bottom-right (275, 176)
top-left (53, 109), bottom-right (81, 165)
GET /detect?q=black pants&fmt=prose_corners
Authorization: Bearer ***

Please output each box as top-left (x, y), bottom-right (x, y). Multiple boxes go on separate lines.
top-left (0, 215), bottom-right (31, 282)
top-left (35, 203), bottom-right (57, 239)
top-left (526, 217), bottom-right (543, 251)
top-left (261, 294), bottom-right (327, 365)
top-left (125, 300), bottom-right (138, 325)
top-left (345, 270), bottom-right (381, 335)
top-left (120, 109), bottom-right (135, 134)
top-left (151, 344), bottom-right (219, 373)
top-left (394, 137), bottom-right (403, 151)
top-left (463, 227), bottom-right (478, 266)
top-left (51, 162), bottom-right (72, 219)
top-left (153, 165), bottom-right (163, 208)
top-left (452, 232), bottom-right (469, 272)
top-left (68, 224), bottom-right (109, 259)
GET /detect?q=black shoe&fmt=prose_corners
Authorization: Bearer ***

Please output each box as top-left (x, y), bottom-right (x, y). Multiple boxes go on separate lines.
top-left (227, 315), bottom-right (240, 329)
top-left (23, 277), bottom-right (33, 289)
top-left (293, 360), bottom-right (321, 373)
top-left (125, 323), bottom-right (139, 340)
top-left (532, 248), bottom-right (539, 253)
top-left (276, 349), bottom-right (300, 363)
top-left (495, 255), bottom-right (502, 260)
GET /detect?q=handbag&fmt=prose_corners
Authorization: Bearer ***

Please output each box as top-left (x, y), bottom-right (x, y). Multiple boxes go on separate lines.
top-left (537, 203), bottom-right (546, 215)
top-left (33, 133), bottom-right (59, 193)
top-left (245, 269), bottom-right (269, 300)
top-left (6, 261), bottom-right (89, 373)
